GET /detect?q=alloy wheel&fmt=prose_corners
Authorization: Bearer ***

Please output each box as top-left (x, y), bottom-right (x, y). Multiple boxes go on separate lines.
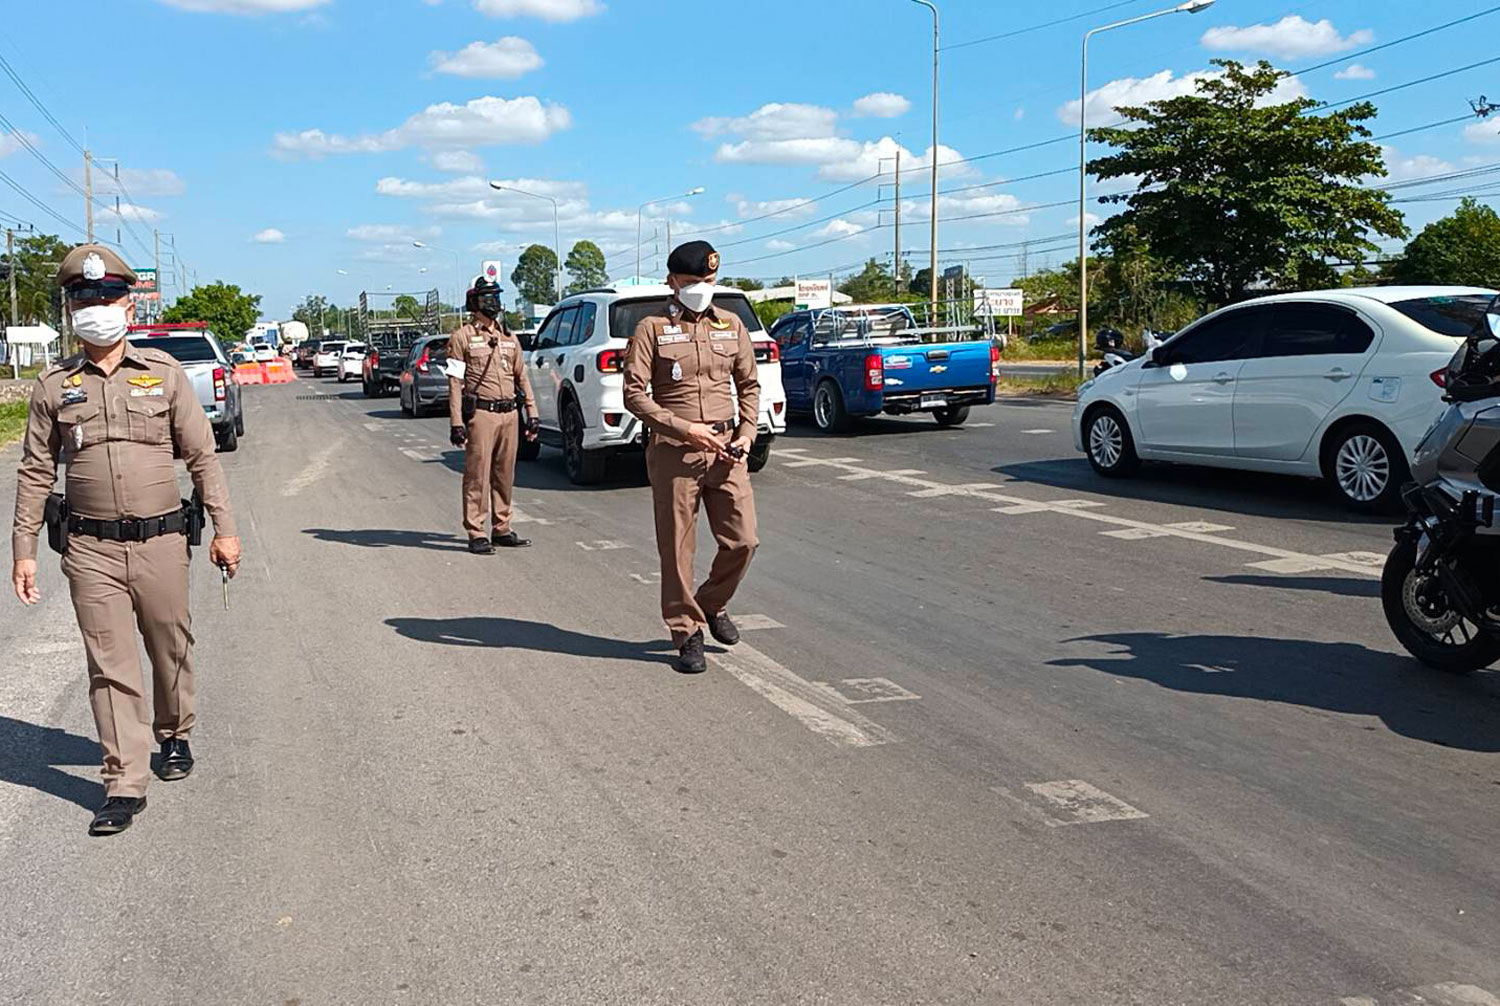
top-left (1335, 434), bottom-right (1390, 503)
top-left (814, 387), bottom-right (833, 429)
top-left (1089, 414), bottom-right (1124, 469)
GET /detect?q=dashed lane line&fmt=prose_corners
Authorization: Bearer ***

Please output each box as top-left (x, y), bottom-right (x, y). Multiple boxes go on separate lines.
top-left (576, 540), bottom-right (629, 551)
top-left (785, 454), bottom-right (1384, 578)
top-left (1024, 780), bottom-right (1149, 827)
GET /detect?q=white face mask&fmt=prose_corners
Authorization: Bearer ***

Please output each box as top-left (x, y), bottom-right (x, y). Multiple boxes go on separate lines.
top-left (675, 282), bottom-right (714, 315)
top-left (71, 304), bottom-right (129, 347)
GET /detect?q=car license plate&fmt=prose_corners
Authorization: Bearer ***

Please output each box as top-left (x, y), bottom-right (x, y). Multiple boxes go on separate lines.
top-left (920, 394), bottom-right (947, 409)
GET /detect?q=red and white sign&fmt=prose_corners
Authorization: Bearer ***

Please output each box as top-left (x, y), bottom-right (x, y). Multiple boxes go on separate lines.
top-left (482, 260), bottom-right (503, 284)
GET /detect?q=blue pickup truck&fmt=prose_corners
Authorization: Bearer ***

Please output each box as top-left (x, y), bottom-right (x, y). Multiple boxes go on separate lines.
top-left (766, 306), bottom-right (999, 432)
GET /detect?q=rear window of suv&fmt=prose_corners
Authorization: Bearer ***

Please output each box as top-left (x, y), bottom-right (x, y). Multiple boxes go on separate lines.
top-left (128, 335), bottom-right (220, 363)
top-left (1390, 295), bottom-right (1494, 337)
top-left (608, 294), bottom-right (764, 341)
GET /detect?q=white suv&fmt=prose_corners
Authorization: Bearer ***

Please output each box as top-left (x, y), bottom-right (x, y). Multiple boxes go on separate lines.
top-left (519, 285), bottom-right (787, 484)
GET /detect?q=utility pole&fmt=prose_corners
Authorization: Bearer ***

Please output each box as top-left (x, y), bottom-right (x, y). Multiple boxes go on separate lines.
top-left (83, 150), bottom-right (94, 243)
top-left (6, 228), bottom-right (17, 326)
top-left (113, 162), bottom-right (121, 249)
top-left (893, 147), bottom-right (902, 295)
top-left (911, 0), bottom-right (940, 323)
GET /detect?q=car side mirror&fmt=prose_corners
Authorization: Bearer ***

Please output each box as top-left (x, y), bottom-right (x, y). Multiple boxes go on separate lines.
top-left (517, 332), bottom-right (534, 350)
top-left (1145, 346), bottom-right (1167, 368)
top-left (1487, 312), bottom-right (1500, 339)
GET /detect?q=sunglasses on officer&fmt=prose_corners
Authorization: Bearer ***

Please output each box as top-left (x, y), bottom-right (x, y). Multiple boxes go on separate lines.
top-left (64, 279), bottom-right (133, 304)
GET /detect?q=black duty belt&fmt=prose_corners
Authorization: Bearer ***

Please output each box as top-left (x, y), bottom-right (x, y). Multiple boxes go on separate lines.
top-left (70, 510), bottom-right (188, 542)
top-left (708, 420), bottom-right (736, 434)
top-left (475, 398), bottom-right (518, 413)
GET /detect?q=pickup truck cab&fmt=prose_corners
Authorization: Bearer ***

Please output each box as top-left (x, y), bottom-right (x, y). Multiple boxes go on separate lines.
top-left (362, 325), bottom-right (430, 398)
top-left (126, 323), bottom-right (244, 452)
top-left (769, 306), bottom-right (1000, 431)
top-left (521, 285), bottom-right (787, 484)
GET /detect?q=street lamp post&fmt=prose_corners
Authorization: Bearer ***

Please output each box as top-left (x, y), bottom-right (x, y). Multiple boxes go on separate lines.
top-left (911, 0), bottom-right (939, 323)
top-left (491, 182), bottom-right (563, 302)
top-left (636, 187), bottom-right (704, 282)
top-left (1078, 0), bottom-right (1215, 377)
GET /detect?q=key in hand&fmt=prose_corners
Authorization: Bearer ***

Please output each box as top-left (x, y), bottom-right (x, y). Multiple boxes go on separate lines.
top-left (221, 566), bottom-right (230, 611)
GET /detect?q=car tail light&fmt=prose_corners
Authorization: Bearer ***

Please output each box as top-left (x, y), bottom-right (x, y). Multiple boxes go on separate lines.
top-left (368, 349), bottom-right (379, 368)
top-left (773, 401), bottom-right (784, 415)
top-left (416, 347), bottom-right (431, 373)
top-left (603, 412), bottom-right (623, 427)
top-left (990, 342), bottom-right (1002, 382)
top-left (1430, 368), bottom-right (1448, 388)
top-left (212, 367), bottom-right (226, 402)
top-left (754, 340), bottom-right (780, 363)
top-left (597, 348), bottom-right (625, 373)
top-left (864, 353), bottom-right (884, 392)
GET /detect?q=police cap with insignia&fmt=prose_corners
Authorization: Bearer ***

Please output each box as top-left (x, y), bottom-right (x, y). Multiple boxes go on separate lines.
top-left (666, 240), bottom-right (720, 278)
top-left (465, 274), bottom-right (503, 316)
top-left (57, 244), bottom-right (137, 303)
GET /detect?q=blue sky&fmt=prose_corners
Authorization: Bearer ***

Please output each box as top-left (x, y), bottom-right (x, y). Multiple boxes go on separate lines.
top-left (1, 0), bottom-right (1496, 320)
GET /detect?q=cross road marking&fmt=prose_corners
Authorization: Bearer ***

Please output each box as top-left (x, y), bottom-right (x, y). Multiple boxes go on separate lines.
top-left (811, 677), bottom-right (921, 704)
top-left (735, 614), bottom-right (785, 631)
top-left (713, 643), bottom-right (897, 748)
top-left (577, 540), bottom-right (628, 551)
top-left (1024, 780), bottom-right (1149, 826)
top-left (784, 457), bottom-right (862, 468)
top-left (1101, 527), bottom-right (1169, 540)
top-left (1167, 521), bottom-right (1235, 533)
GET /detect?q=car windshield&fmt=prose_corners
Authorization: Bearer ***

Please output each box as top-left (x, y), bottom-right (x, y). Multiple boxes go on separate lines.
top-left (1390, 295), bottom-right (1495, 337)
top-left (128, 334), bottom-right (219, 363)
top-left (321, 342), bottom-right (346, 353)
top-left (609, 293), bottom-right (765, 341)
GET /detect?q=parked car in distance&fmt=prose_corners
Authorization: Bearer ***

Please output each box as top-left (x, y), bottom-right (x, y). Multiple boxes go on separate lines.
top-left (338, 342), bottom-right (367, 382)
top-left (293, 340), bottom-right (321, 369)
top-left (253, 344), bottom-right (277, 363)
top-left (126, 322), bottom-right (244, 452)
top-left (521, 285), bottom-right (787, 484)
top-left (1073, 286), bottom-right (1498, 512)
top-left (769, 305), bottom-right (999, 432)
top-left (312, 340), bottom-right (346, 378)
top-left (397, 333), bottom-right (451, 418)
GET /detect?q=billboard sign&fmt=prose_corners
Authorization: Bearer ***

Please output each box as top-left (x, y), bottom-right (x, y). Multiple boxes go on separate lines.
top-left (131, 268), bottom-right (158, 294)
top-left (481, 260), bottom-right (504, 285)
top-left (794, 279), bottom-right (832, 311)
top-left (974, 288), bottom-right (1024, 317)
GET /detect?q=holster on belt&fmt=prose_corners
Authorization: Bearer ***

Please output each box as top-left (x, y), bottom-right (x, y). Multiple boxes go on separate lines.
top-left (43, 493), bottom-right (68, 556)
top-left (183, 491), bottom-right (206, 547)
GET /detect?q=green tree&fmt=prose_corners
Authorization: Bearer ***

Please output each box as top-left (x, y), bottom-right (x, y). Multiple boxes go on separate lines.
top-left (838, 259), bottom-right (896, 303)
top-left (163, 282), bottom-right (262, 343)
top-left (292, 294), bottom-right (337, 337)
top-left (393, 294), bottom-right (421, 319)
top-left (1089, 59), bottom-right (1407, 304)
top-left (722, 277), bottom-right (764, 292)
top-left (754, 300), bottom-right (793, 330)
top-left (1, 233), bottom-right (70, 328)
top-left (564, 240), bottom-right (608, 295)
top-left (1387, 198), bottom-right (1500, 288)
top-left (511, 244), bottom-right (559, 306)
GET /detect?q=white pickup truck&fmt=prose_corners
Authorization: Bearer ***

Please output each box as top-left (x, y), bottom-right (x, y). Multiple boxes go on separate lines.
top-left (126, 323), bottom-right (245, 452)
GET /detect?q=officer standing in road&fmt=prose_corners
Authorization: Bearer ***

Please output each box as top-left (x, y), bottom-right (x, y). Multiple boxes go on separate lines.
top-left (10, 244), bottom-right (240, 836)
top-left (623, 240), bottom-right (760, 673)
top-left (447, 275), bottom-right (539, 554)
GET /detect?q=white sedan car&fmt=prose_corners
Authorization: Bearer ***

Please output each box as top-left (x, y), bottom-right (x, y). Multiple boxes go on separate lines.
top-left (338, 342), bottom-right (367, 383)
top-left (311, 340), bottom-right (346, 378)
top-left (1073, 287), bottom-right (1496, 511)
top-left (253, 344), bottom-right (277, 363)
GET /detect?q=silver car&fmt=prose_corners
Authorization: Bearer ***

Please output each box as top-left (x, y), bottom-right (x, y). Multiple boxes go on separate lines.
top-left (398, 333), bottom-right (451, 418)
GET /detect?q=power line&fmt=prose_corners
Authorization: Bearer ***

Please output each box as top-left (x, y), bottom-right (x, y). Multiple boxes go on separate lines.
top-left (1295, 6), bottom-right (1500, 77)
top-left (685, 174), bottom-right (881, 236)
top-left (0, 49), bottom-right (86, 156)
top-left (0, 167), bottom-right (85, 236)
top-left (1317, 56), bottom-right (1500, 112)
top-left (943, 0), bottom-right (1150, 52)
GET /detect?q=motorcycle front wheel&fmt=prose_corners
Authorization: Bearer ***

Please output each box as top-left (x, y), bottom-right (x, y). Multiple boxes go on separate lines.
top-left (1381, 540), bottom-right (1500, 674)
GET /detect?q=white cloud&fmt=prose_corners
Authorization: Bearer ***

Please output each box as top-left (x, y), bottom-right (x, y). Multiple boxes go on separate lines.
top-left (1058, 68), bottom-right (1307, 126)
top-left (82, 167), bottom-right (186, 198)
top-left (765, 240), bottom-right (796, 252)
top-left (816, 218), bottom-right (867, 239)
top-left (715, 136), bottom-right (862, 167)
top-left (694, 102), bottom-right (839, 141)
top-left (155, 0), bottom-right (327, 12)
top-left (852, 92), bottom-right (910, 118)
top-left (101, 203), bottom-right (164, 224)
top-left (252, 228), bottom-right (286, 243)
top-left (429, 149), bottom-right (485, 173)
top-left (0, 130), bottom-right (40, 159)
top-left (816, 137), bottom-right (975, 183)
top-left (377, 174), bottom-right (586, 201)
top-left (1334, 63), bottom-right (1375, 81)
top-left (429, 37), bottom-right (543, 79)
top-left (473, 0), bottom-right (603, 21)
top-left (1464, 121), bottom-right (1500, 146)
top-left (730, 195), bottom-right (817, 219)
top-left (1201, 16), bottom-right (1373, 60)
top-left (1068, 212), bottom-right (1103, 229)
top-left (1380, 147), bottom-right (1454, 183)
top-left (272, 95), bottom-right (570, 158)
top-left (347, 224), bottom-right (441, 242)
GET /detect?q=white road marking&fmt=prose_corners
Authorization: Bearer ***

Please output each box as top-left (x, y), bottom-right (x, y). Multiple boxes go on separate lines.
top-left (19, 640), bottom-right (80, 656)
top-left (362, 421), bottom-right (384, 431)
top-left (511, 507), bottom-right (552, 526)
top-left (282, 440), bottom-right (343, 497)
top-left (713, 643), bottom-right (896, 748)
top-left (1322, 550), bottom-right (1386, 569)
top-left (1343, 984), bottom-right (1500, 1006)
top-left (1025, 780), bottom-right (1149, 826)
top-left (1101, 527), bottom-right (1169, 540)
top-left (840, 468), bottom-right (926, 481)
top-left (784, 456), bottom-right (862, 468)
top-left (1167, 521), bottom-right (1235, 533)
top-left (785, 454), bottom-right (1383, 577)
top-left (734, 614), bottom-right (785, 631)
top-left (1246, 556), bottom-right (1337, 574)
top-left (966, 422), bottom-right (996, 428)
top-left (1020, 428), bottom-right (1054, 435)
top-left (400, 448), bottom-right (441, 463)
top-left (629, 572), bottom-right (662, 584)
top-left (811, 677), bottom-right (921, 704)
top-left (576, 540), bottom-right (628, 551)
top-left (1050, 499), bottom-right (1106, 509)
top-left (908, 482), bottom-right (1007, 498)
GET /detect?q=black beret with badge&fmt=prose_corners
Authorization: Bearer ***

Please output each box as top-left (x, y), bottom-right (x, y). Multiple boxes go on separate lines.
top-left (666, 240), bottom-right (720, 277)
top-left (57, 244), bottom-right (137, 302)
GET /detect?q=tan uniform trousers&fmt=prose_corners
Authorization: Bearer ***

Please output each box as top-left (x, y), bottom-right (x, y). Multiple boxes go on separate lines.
top-left (646, 440), bottom-right (758, 647)
top-left (462, 408), bottom-right (519, 538)
top-left (61, 530), bottom-right (194, 799)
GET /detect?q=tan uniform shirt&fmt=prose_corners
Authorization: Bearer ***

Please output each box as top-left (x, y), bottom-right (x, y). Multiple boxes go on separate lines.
top-left (446, 317), bottom-right (537, 428)
top-left (623, 303), bottom-right (760, 445)
top-left (11, 343), bottom-right (236, 561)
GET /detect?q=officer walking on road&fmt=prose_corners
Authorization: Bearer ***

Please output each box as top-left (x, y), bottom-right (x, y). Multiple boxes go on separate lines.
top-left (447, 275), bottom-right (539, 555)
top-left (623, 241), bottom-right (760, 673)
top-left (10, 244), bottom-right (240, 836)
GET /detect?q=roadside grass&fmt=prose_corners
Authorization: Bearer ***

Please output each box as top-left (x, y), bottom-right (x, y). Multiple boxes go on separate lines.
top-left (1002, 336), bottom-right (1090, 363)
top-left (0, 400), bottom-right (28, 448)
top-left (995, 370), bottom-right (1085, 398)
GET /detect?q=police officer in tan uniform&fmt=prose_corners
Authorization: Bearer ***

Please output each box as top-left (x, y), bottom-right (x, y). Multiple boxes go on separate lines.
top-left (447, 275), bottom-right (539, 554)
top-left (10, 245), bottom-right (240, 836)
top-left (623, 241), bottom-right (759, 673)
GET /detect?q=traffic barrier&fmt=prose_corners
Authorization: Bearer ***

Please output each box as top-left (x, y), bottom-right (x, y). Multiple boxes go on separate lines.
top-left (264, 358), bottom-right (296, 384)
top-left (232, 363), bottom-right (263, 386)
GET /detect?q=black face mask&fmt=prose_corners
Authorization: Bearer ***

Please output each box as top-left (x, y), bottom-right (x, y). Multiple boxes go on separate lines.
top-left (474, 293), bottom-right (501, 319)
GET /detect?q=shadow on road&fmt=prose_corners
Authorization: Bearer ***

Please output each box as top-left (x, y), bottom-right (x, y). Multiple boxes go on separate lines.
top-left (303, 528), bottom-right (469, 552)
top-left (364, 409), bottom-right (409, 421)
top-left (424, 448), bottom-right (650, 490)
top-left (996, 457), bottom-right (1394, 526)
top-left (1051, 631), bottom-right (1500, 751)
top-left (385, 616), bottom-right (677, 666)
top-left (0, 716), bottom-right (103, 811)
top-left (780, 415), bottom-right (960, 441)
top-left (1205, 574), bottom-right (1381, 599)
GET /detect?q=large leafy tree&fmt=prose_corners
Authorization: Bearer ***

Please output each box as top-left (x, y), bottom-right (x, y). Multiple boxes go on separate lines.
top-left (721, 277), bottom-right (764, 292)
top-left (1387, 198), bottom-right (1500, 288)
top-left (163, 281), bottom-right (261, 343)
top-left (1089, 59), bottom-right (1407, 304)
top-left (564, 240), bottom-right (608, 294)
top-left (1, 233), bottom-right (70, 327)
top-left (511, 244), bottom-right (559, 306)
top-left (838, 259), bottom-right (896, 303)
top-left (292, 294), bottom-right (338, 336)
top-left (393, 294), bottom-right (421, 319)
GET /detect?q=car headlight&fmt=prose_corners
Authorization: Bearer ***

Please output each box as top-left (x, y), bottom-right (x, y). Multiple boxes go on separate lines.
top-left (1077, 378), bottom-right (1096, 396)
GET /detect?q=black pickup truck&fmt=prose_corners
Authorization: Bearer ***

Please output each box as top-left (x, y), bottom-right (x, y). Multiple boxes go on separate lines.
top-left (361, 323), bottom-right (428, 398)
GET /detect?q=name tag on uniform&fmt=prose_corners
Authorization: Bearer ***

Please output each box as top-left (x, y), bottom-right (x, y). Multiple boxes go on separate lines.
top-left (61, 389), bottom-right (87, 406)
top-left (471, 336), bottom-right (486, 346)
top-left (710, 331), bottom-right (738, 340)
top-left (130, 387), bottom-right (166, 397)
top-left (498, 341), bottom-right (516, 349)
top-left (658, 332), bottom-right (689, 345)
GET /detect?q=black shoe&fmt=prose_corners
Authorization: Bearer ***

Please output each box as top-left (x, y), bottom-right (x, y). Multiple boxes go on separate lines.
top-left (89, 796), bottom-right (146, 836)
top-left (676, 630), bottom-right (707, 674)
top-left (468, 537), bottom-right (496, 555)
top-left (157, 738), bottom-right (194, 781)
top-left (492, 530), bottom-right (532, 548)
top-left (704, 610), bottom-right (740, 646)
